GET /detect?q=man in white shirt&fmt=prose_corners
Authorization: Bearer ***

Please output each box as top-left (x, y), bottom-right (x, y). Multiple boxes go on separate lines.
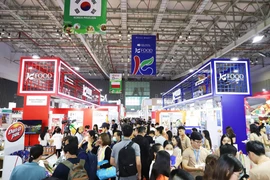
top-left (155, 126), bottom-right (166, 146)
top-left (246, 141), bottom-right (270, 180)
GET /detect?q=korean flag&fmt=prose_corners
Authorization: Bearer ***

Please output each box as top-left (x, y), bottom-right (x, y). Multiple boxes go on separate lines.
top-left (69, 0), bottom-right (101, 17)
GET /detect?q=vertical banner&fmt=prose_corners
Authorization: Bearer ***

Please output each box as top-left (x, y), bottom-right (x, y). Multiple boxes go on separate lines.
top-left (131, 35), bottom-right (156, 75)
top-left (109, 73), bottom-right (122, 94)
top-left (63, 0), bottom-right (107, 34)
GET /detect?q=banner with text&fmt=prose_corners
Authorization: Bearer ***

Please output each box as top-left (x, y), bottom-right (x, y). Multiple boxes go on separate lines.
top-left (131, 35), bottom-right (156, 75)
top-left (63, 0), bottom-right (107, 34)
top-left (109, 73), bottom-right (122, 94)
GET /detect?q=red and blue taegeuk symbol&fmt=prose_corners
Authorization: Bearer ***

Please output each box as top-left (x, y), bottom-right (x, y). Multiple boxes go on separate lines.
top-left (80, 1), bottom-right (91, 11)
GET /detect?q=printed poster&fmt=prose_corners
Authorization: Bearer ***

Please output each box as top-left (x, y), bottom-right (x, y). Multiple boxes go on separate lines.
top-left (131, 35), bottom-right (156, 75)
top-left (63, 0), bottom-right (107, 34)
top-left (109, 73), bottom-right (122, 94)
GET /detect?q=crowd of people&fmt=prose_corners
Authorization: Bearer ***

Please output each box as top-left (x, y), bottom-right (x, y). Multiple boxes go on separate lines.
top-left (9, 119), bottom-right (270, 180)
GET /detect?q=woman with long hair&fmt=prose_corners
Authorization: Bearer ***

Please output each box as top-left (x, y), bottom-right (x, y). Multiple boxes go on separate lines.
top-left (150, 151), bottom-right (171, 180)
top-left (10, 145), bottom-right (46, 180)
top-left (226, 126), bottom-right (236, 144)
top-left (202, 130), bottom-right (212, 151)
top-left (50, 127), bottom-right (63, 158)
top-left (93, 124), bottom-right (99, 133)
top-left (212, 154), bottom-right (243, 180)
top-left (149, 143), bottom-right (164, 178)
top-left (75, 126), bottom-right (84, 144)
top-left (39, 127), bottom-right (50, 146)
top-left (249, 124), bottom-right (262, 142)
top-left (196, 154), bottom-right (219, 180)
top-left (214, 134), bottom-right (233, 157)
top-left (166, 130), bottom-right (173, 142)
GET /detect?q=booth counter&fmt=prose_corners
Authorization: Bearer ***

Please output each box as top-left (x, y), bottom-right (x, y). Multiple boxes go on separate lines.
top-left (163, 59), bottom-right (251, 152)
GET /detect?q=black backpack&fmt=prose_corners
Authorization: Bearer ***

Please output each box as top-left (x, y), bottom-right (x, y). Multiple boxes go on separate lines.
top-left (118, 142), bottom-right (137, 177)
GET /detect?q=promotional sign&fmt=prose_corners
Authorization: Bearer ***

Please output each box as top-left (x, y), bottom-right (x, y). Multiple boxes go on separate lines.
top-left (26, 96), bottom-right (48, 106)
top-left (109, 73), bottom-right (122, 94)
top-left (131, 35), bottom-right (156, 75)
top-left (214, 61), bottom-right (250, 95)
top-left (58, 61), bottom-right (101, 105)
top-left (63, 0), bottom-right (107, 34)
top-left (18, 58), bottom-right (58, 94)
top-left (4, 122), bottom-right (25, 155)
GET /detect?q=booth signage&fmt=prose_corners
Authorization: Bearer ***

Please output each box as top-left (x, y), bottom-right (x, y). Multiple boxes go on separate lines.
top-left (83, 85), bottom-right (93, 99)
top-left (26, 73), bottom-right (53, 81)
top-left (18, 58), bottom-right (58, 94)
top-left (26, 96), bottom-right (48, 106)
top-left (214, 61), bottom-right (250, 94)
top-left (109, 73), bottom-right (122, 94)
top-left (131, 35), bottom-right (156, 75)
top-left (63, 0), bottom-right (107, 34)
top-left (6, 122), bottom-right (24, 142)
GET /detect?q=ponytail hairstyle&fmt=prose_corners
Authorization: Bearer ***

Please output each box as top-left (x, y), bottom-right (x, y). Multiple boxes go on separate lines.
top-left (29, 144), bottom-right (43, 162)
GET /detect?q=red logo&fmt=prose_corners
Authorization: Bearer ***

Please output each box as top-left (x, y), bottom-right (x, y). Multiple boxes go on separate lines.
top-left (6, 122), bottom-right (25, 142)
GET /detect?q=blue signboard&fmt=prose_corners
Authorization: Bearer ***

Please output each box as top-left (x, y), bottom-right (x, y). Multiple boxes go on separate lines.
top-left (131, 35), bottom-right (156, 75)
top-left (214, 61), bottom-right (250, 95)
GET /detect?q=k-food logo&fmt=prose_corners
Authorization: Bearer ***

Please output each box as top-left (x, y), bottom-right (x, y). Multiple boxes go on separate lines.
top-left (26, 73), bottom-right (53, 81)
top-left (135, 48), bottom-right (153, 54)
top-left (132, 56), bottom-right (154, 75)
top-left (219, 73), bottom-right (244, 83)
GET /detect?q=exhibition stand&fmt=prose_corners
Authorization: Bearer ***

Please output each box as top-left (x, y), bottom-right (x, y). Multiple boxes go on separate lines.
top-left (162, 59), bottom-right (251, 152)
top-left (17, 57), bottom-right (101, 145)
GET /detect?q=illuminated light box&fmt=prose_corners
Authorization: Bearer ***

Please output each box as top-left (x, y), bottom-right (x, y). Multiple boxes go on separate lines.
top-left (18, 57), bottom-right (100, 106)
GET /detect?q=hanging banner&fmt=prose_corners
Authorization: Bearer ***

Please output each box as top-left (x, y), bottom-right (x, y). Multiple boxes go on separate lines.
top-left (131, 35), bottom-right (156, 75)
top-left (109, 73), bottom-right (122, 94)
top-left (63, 0), bottom-right (107, 34)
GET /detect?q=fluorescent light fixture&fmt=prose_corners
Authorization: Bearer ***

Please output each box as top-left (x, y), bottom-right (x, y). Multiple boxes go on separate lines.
top-left (131, 108), bottom-right (135, 111)
top-left (32, 54), bottom-right (40, 59)
top-left (262, 89), bottom-right (266, 92)
top-left (252, 35), bottom-right (264, 43)
top-left (73, 67), bottom-right (80, 71)
top-left (231, 57), bottom-right (239, 61)
top-left (189, 69), bottom-right (194, 72)
top-left (233, 69), bottom-right (239, 73)
top-left (28, 67), bottom-right (33, 70)
top-left (258, 52), bottom-right (266, 57)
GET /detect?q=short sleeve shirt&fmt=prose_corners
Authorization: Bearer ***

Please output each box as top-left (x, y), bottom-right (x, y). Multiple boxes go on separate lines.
top-left (182, 147), bottom-right (209, 177)
top-left (111, 138), bottom-right (140, 172)
top-left (250, 160), bottom-right (270, 180)
top-left (181, 135), bottom-right (191, 151)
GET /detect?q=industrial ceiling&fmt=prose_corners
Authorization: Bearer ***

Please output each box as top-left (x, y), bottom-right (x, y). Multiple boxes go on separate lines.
top-left (0, 0), bottom-right (270, 81)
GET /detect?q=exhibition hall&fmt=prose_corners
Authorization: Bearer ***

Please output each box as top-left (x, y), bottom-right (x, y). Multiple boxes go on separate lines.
top-left (0, 0), bottom-right (270, 180)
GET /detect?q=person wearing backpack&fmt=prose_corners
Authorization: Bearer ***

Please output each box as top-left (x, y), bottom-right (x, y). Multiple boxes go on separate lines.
top-left (52, 137), bottom-right (89, 180)
top-left (110, 124), bottom-right (142, 180)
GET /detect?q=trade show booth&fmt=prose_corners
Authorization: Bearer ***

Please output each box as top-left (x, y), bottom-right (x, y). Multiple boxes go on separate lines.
top-left (15, 57), bottom-right (101, 145)
top-left (162, 59), bottom-right (251, 152)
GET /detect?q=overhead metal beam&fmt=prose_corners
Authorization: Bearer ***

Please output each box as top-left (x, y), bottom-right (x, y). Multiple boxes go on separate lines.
top-left (172, 15), bottom-right (270, 80)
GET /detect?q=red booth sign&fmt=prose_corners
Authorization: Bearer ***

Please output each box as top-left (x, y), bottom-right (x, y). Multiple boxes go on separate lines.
top-left (6, 122), bottom-right (25, 142)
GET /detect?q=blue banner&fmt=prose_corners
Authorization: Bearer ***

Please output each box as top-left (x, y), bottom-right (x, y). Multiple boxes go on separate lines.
top-left (131, 35), bottom-right (156, 75)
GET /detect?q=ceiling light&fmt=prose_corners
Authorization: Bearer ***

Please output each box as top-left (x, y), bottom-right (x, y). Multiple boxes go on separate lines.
top-left (60, 34), bottom-right (63, 39)
top-left (2, 29), bottom-right (5, 34)
top-left (252, 35), bottom-right (264, 43)
top-left (188, 32), bottom-right (191, 39)
top-left (7, 33), bottom-right (11, 38)
top-left (88, 72), bottom-right (91, 76)
top-left (179, 33), bottom-right (182, 38)
top-left (121, 56), bottom-right (123, 62)
top-left (262, 89), bottom-right (266, 92)
top-left (233, 69), bottom-right (239, 73)
top-left (258, 52), bottom-right (266, 57)
top-left (32, 54), bottom-right (40, 59)
top-left (255, 59), bottom-right (258, 63)
top-left (189, 69), bottom-right (194, 73)
top-left (171, 57), bottom-right (174, 62)
top-left (56, 30), bottom-right (60, 35)
top-left (0, 33), bottom-right (2, 38)
top-left (94, 72), bottom-right (96, 76)
top-left (77, 55), bottom-right (80, 60)
top-left (28, 67), bottom-right (33, 70)
top-left (68, 34), bottom-right (72, 39)
top-left (186, 37), bottom-right (188, 41)
top-left (73, 67), bottom-right (80, 71)
top-left (231, 57), bottom-right (239, 61)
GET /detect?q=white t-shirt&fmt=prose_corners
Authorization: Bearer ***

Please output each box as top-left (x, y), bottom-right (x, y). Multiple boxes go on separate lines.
top-left (38, 133), bottom-right (50, 146)
top-left (51, 133), bottom-right (63, 149)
